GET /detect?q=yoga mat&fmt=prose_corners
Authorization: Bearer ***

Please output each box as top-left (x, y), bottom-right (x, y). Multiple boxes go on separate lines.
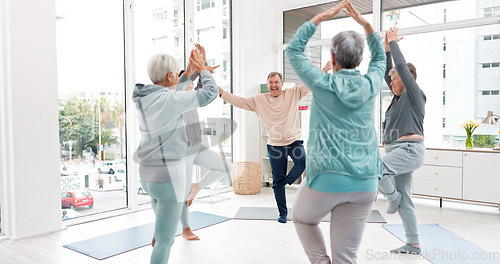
top-left (64, 211), bottom-right (231, 260)
top-left (383, 224), bottom-right (500, 264)
top-left (234, 207), bottom-right (386, 223)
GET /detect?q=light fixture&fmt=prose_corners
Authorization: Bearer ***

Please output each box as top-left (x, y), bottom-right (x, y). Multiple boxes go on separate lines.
top-left (482, 111), bottom-right (500, 150)
top-left (482, 111), bottom-right (499, 125)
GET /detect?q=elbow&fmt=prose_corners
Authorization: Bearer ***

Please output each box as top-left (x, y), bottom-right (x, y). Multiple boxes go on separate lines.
top-left (285, 45), bottom-right (300, 57)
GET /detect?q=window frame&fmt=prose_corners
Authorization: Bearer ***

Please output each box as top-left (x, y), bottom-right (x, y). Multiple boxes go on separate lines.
top-left (279, 0), bottom-right (500, 146)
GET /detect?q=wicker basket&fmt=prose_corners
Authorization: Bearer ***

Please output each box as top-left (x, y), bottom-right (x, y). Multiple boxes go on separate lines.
top-left (231, 162), bottom-right (261, 195)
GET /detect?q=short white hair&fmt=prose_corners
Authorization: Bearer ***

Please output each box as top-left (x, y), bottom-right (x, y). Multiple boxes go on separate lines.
top-left (330, 31), bottom-right (365, 69)
top-left (147, 53), bottom-right (180, 84)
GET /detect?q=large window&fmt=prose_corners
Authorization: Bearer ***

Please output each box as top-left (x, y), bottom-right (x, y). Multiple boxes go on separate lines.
top-left (382, 0), bottom-right (500, 148)
top-left (283, 0), bottom-right (500, 149)
top-left (55, 0), bottom-right (233, 220)
top-left (56, 0), bottom-right (127, 219)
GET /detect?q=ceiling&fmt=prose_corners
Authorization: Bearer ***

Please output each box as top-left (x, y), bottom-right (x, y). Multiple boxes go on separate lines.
top-left (284, 0), bottom-right (455, 21)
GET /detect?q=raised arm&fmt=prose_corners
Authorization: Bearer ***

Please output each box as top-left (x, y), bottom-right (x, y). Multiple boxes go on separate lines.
top-left (342, 0), bottom-right (374, 36)
top-left (384, 30), bottom-right (404, 89)
top-left (364, 33), bottom-right (386, 92)
top-left (385, 51), bottom-right (393, 89)
top-left (177, 50), bottom-right (199, 91)
top-left (172, 49), bottom-right (216, 112)
top-left (285, 21), bottom-right (327, 93)
top-left (168, 70), bottom-right (218, 116)
top-left (387, 27), bottom-right (419, 94)
top-left (177, 70), bottom-right (198, 91)
top-left (219, 87), bottom-right (258, 112)
top-left (294, 61), bottom-right (330, 98)
top-left (285, 0), bottom-right (348, 93)
top-left (178, 44), bottom-right (219, 92)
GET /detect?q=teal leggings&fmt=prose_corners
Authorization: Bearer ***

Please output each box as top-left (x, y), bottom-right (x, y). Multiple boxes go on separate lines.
top-left (140, 177), bottom-right (186, 264)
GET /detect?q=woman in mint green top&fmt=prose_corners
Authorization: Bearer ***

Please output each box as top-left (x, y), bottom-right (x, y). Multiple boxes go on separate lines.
top-left (285, 1), bottom-right (385, 263)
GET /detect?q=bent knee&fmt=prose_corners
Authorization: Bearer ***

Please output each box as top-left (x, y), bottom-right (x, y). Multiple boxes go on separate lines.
top-left (292, 212), bottom-right (319, 225)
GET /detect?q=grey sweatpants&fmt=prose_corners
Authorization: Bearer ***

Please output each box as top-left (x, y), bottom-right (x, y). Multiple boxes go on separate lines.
top-left (379, 140), bottom-right (425, 244)
top-left (292, 182), bottom-right (376, 264)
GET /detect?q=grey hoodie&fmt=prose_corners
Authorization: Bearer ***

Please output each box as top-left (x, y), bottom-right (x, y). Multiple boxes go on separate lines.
top-left (132, 70), bottom-right (218, 165)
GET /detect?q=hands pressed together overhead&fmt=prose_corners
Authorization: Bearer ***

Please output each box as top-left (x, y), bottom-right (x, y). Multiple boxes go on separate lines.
top-left (185, 43), bottom-right (220, 77)
top-left (311, 0), bottom-right (373, 35)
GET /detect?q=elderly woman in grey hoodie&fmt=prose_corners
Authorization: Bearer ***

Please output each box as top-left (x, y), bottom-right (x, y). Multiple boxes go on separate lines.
top-left (132, 49), bottom-right (218, 264)
top-left (150, 45), bottom-right (232, 245)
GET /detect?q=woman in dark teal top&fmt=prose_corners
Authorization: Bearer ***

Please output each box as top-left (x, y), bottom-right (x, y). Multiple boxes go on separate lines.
top-left (285, 1), bottom-right (385, 263)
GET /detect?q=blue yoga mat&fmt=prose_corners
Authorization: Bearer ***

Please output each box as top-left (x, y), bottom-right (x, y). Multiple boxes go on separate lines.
top-left (234, 207), bottom-right (386, 223)
top-left (383, 224), bottom-right (500, 264)
top-left (64, 211), bottom-right (231, 260)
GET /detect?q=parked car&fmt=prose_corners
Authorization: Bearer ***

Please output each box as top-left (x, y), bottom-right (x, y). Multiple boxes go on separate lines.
top-left (97, 159), bottom-right (126, 174)
top-left (61, 190), bottom-right (94, 209)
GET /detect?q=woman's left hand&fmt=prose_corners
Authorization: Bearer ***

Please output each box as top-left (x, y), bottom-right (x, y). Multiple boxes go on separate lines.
top-left (311, 0), bottom-right (348, 26)
top-left (194, 43), bottom-right (207, 63)
top-left (386, 27), bottom-right (403, 43)
top-left (190, 49), bottom-right (207, 72)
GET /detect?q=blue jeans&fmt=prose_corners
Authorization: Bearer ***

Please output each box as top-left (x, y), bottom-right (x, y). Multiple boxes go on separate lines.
top-left (267, 140), bottom-right (306, 217)
top-left (379, 140), bottom-right (425, 244)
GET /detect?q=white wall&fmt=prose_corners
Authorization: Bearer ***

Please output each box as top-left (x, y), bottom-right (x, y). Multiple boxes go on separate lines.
top-left (0, 0), bottom-right (61, 238)
top-left (231, 0), bottom-right (356, 162)
top-left (231, 0), bottom-right (279, 162)
top-left (231, 0), bottom-right (341, 162)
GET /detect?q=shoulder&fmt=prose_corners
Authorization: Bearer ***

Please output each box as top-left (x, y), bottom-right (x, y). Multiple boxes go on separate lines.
top-left (254, 93), bottom-right (267, 100)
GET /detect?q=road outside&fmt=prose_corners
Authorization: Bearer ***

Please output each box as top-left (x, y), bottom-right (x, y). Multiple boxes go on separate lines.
top-left (60, 161), bottom-right (151, 220)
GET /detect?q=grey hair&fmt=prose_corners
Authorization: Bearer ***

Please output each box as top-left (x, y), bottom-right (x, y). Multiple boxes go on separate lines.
top-left (147, 53), bottom-right (180, 84)
top-left (330, 31), bottom-right (364, 69)
top-left (388, 62), bottom-right (417, 80)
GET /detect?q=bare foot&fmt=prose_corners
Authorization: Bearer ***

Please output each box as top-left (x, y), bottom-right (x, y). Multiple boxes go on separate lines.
top-left (186, 183), bottom-right (201, 206)
top-left (182, 227), bottom-right (200, 241)
top-left (151, 233), bottom-right (155, 247)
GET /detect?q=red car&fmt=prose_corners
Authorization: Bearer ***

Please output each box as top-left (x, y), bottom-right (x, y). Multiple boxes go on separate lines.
top-left (61, 190), bottom-right (94, 209)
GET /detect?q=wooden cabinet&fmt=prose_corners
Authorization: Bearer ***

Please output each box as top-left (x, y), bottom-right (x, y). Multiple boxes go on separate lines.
top-left (413, 165), bottom-right (463, 199)
top-left (413, 150), bottom-right (463, 199)
top-left (463, 152), bottom-right (500, 204)
top-left (411, 148), bottom-right (500, 206)
top-left (423, 150), bottom-right (463, 167)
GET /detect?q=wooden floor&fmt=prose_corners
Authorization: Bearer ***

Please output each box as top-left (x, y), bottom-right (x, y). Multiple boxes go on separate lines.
top-left (1, 186), bottom-right (499, 264)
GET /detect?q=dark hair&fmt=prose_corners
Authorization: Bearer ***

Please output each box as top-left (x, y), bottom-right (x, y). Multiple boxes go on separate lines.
top-left (389, 63), bottom-right (417, 80)
top-left (406, 63), bottom-right (417, 80)
top-left (267, 72), bottom-right (283, 82)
